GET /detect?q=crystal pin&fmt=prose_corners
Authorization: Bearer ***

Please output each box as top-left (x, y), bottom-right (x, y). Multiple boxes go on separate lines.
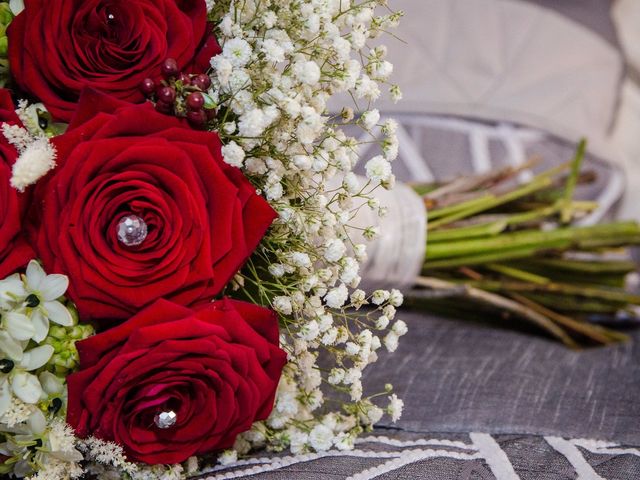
top-left (117, 215), bottom-right (147, 247)
top-left (154, 410), bottom-right (177, 429)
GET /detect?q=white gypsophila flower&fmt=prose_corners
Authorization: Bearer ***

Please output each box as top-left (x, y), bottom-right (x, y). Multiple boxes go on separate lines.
top-left (371, 289), bottom-right (390, 306)
top-left (308, 424), bottom-right (333, 452)
top-left (390, 84), bottom-right (403, 103)
top-left (365, 155), bottom-right (392, 183)
top-left (293, 60), bottom-right (321, 86)
top-left (360, 109), bottom-right (380, 130)
top-left (299, 320), bottom-right (320, 341)
top-left (324, 284), bottom-right (348, 309)
top-left (388, 394), bottom-right (404, 423)
top-left (365, 405), bottom-right (384, 425)
top-left (327, 368), bottom-right (345, 385)
top-left (222, 38), bottom-right (252, 67)
top-left (273, 296), bottom-right (293, 315)
top-left (389, 289), bottom-right (404, 307)
top-left (221, 141), bottom-right (245, 168)
top-left (375, 315), bottom-right (390, 330)
top-left (201, 0), bottom-right (406, 458)
top-left (392, 320), bottom-right (408, 336)
top-left (323, 238), bottom-right (346, 263)
top-left (217, 450), bottom-right (238, 466)
top-left (384, 331), bottom-right (399, 353)
top-left (345, 342), bottom-right (360, 356)
top-left (383, 304), bottom-right (396, 320)
top-left (349, 289), bottom-right (366, 309)
top-left (288, 428), bottom-right (309, 455)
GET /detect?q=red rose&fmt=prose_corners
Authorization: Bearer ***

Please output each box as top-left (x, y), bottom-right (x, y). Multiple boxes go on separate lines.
top-left (0, 89), bottom-right (34, 278)
top-left (67, 298), bottom-right (287, 464)
top-left (26, 89), bottom-right (276, 323)
top-left (8, 0), bottom-right (221, 122)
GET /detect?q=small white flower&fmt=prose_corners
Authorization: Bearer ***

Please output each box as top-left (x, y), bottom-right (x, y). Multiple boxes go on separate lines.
top-left (345, 342), bottom-right (360, 356)
top-left (221, 141), bottom-right (246, 168)
top-left (384, 331), bottom-right (399, 353)
top-left (293, 60), bottom-right (321, 86)
top-left (321, 328), bottom-right (338, 346)
top-left (299, 320), bottom-right (320, 341)
top-left (334, 432), bottom-right (355, 451)
top-left (308, 424), bottom-right (333, 451)
top-left (324, 284), bottom-right (348, 309)
top-left (328, 368), bottom-right (345, 385)
top-left (218, 449), bottom-right (238, 466)
top-left (360, 109), bottom-right (380, 130)
top-left (388, 394), bottom-right (404, 422)
top-left (324, 238), bottom-right (346, 262)
top-left (365, 405), bottom-right (384, 425)
top-left (375, 315), bottom-right (390, 330)
top-left (222, 38), bottom-right (252, 67)
top-left (392, 320), bottom-right (408, 336)
top-left (365, 155), bottom-right (392, 183)
top-left (268, 264), bottom-right (286, 278)
top-left (349, 289), bottom-right (367, 309)
top-left (389, 289), bottom-right (404, 307)
top-left (273, 296), bottom-right (293, 315)
top-left (371, 290), bottom-right (390, 306)
top-left (24, 260), bottom-right (73, 342)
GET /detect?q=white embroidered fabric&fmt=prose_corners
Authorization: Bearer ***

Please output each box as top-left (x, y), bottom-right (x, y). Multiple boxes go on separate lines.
top-left (197, 433), bottom-right (640, 480)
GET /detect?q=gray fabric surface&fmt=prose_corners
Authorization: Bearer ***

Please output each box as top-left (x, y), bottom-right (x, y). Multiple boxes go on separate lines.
top-left (200, 430), bottom-right (640, 479)
top-left (369, 311), bottom-right (640, 445)
top-left (198, 313), bottom-right (640, 479)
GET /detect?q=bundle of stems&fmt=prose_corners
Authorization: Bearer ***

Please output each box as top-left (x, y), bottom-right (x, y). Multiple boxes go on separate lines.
top-left (407, 140), bottom-right (640, 347)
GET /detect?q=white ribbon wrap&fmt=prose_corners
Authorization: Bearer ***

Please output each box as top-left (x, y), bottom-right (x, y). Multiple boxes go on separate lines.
top-left (355, 181), bottom-right (427, 293)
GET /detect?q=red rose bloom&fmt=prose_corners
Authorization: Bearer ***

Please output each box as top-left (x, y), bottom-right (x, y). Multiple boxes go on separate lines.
top-left (8, 0), bottom-right (221, 122)
top-left (0, 89), bottom-right (34, 278)
top-left (26, 89), bottom-right (276, 323)
top-left (67, 298), bottom-right (287, 464)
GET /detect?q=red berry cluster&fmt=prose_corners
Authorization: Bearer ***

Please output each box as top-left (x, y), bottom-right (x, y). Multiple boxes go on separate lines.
top-left (140, 58), bottom-right (215, 129)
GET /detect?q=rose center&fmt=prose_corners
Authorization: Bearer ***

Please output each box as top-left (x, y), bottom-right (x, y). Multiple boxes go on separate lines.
top-left (117, 214), bottom-right (148, 247)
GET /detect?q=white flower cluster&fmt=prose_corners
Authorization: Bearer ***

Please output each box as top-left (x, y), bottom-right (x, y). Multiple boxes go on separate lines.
top-left (207, 0), bottom-right (406, 456)
top-left (2, 116), bottom-right (57, 193)
top-left (0, 261), bottom-right (73, 426)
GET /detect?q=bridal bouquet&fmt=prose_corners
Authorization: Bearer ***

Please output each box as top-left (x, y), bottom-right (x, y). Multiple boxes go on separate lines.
top-left (0, 0), bottom-right (405, 478)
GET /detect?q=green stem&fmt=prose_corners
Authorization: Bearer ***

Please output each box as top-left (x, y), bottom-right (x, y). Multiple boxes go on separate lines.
top-left (425, 222), bottom-right (640, 260)
top-left (561, 138), bottom-right (587, 223)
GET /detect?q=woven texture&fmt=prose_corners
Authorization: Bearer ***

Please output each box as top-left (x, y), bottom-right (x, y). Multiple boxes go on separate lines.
top-left (196, 312), bottom-right (640, 479)
top-left (197, 431), bottom-right (640, 479)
